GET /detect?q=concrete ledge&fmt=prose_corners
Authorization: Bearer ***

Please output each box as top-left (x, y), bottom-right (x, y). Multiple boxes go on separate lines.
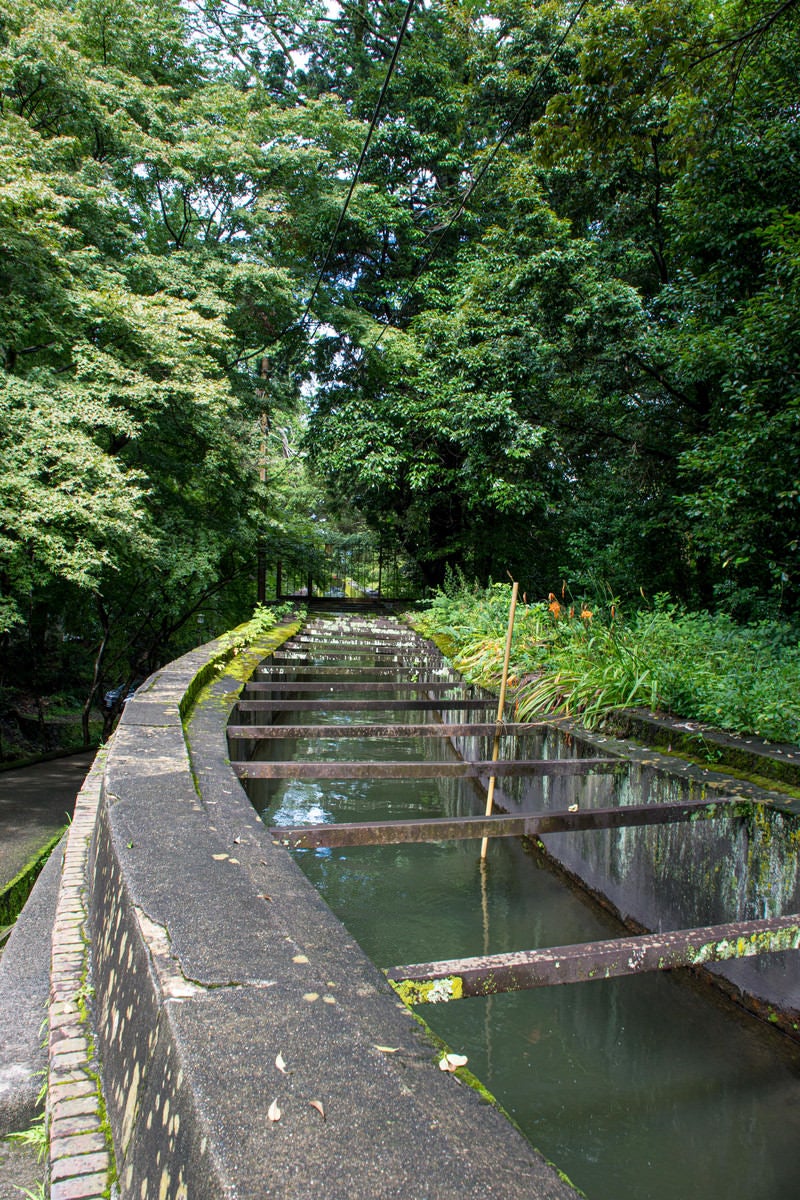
top-left (0, 838), bottom-right (63, 1136)
top-left (601, 708), bottom-right (800, 792)
top-left (87, 621), bottom-right (579, 1199)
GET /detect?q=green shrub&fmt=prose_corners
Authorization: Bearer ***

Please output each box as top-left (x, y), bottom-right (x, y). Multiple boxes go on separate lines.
top-left (412, 586), bottom-right (800, 745)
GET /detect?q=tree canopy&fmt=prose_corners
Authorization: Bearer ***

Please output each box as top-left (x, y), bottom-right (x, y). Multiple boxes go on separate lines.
top-left (2, 0), bottom-right (799, 742)
top-left (301, 0), bottom-right (800, 605)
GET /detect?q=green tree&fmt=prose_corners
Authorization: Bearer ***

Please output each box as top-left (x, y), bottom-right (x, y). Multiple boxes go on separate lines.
top-left (0, 0), bottom-right (352, 735)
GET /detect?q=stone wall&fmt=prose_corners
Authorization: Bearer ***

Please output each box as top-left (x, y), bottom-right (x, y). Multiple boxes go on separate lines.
top-left (446, 702), bottom-right (800, 1033)
top-left (86, 623), bottom-right (580, 1200)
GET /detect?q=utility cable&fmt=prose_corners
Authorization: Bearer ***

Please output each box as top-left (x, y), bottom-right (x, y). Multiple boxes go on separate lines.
top-left (233, 0), bottom-right (416, 369)
top-left (365, 0), bottom-right (590, 353)
top-left (296, 0), bottom-right (417, 330)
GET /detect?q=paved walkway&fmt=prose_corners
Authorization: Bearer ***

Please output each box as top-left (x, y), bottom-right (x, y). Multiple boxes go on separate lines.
top-left (0, 753), bottom-right (94, 891)
top-left (0, 752), bottom-right (94, 1195)
top-left (0, 1136), bottom-right (42, 1198)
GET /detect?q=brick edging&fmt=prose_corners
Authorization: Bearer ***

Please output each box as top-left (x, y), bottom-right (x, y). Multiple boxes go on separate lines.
top-left (48, 752), bottom-right (114, 1200)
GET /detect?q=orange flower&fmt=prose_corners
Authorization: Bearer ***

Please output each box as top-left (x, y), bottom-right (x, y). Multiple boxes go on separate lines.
top-left (548, 598), bottom-right (562, 618)
top-left (580, 606), bottom-right (593, 621)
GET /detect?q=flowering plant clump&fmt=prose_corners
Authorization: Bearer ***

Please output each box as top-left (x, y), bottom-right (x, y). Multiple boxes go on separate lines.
top-left (411, 579), bottom-right (800, 745)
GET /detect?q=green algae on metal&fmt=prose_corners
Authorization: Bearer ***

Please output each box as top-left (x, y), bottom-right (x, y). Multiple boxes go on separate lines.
top-left (388, 974), bottom-right (464, 1005)
top-left (685, 924), bottom-right (800, 966)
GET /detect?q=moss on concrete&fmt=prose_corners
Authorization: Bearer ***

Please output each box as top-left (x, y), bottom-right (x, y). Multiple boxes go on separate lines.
top-left (0, 830), bottom-right (65, 929)
top-left (181, 616), bottom-right (304, 723)
top-left (601, 711), bottom-right (800, 791)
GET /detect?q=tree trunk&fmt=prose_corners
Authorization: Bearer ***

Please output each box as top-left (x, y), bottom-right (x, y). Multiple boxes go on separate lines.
top-left (82, 597), bottom-right (110, 746)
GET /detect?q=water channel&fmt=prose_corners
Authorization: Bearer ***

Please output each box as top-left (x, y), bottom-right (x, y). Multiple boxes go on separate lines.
top-left (240, 618), bottom-right (800, 1200)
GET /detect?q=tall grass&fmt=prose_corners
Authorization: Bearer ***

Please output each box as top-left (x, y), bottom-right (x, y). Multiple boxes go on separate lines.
top-left (411, 579), bottom-right (800, 745)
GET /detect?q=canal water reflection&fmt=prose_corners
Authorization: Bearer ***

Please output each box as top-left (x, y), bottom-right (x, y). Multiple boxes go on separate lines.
top-left (242, 631), bottom-right (800, 1200)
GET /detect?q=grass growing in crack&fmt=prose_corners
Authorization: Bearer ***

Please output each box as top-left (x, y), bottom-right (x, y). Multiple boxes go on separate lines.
top-left (6, 1114), bottom-right (47, 1163)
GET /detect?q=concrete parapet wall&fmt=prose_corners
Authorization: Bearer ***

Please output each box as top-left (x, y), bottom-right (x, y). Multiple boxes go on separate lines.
top-left (446, 704), bottom-right (800, 1032)
top-left (88, 624), bottom-right (579, 1199)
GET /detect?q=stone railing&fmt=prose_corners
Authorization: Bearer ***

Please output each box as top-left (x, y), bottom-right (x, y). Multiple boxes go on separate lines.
top-left (48, 620), bottom-right (579, 1200)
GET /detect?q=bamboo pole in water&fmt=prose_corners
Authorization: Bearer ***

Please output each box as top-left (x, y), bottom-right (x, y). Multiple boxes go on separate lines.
top-left (480, 580), bottom-right (519, 861)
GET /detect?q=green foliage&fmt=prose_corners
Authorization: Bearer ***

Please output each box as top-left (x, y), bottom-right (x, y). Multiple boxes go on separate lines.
top-left (630, 603), bottom-right (800, 743)
top-left (249, 600), bottom-right (298, 634)
top-left (16, 1181), bottom-right (48, 1199)
top-left (4, 0), bottom-right (800, 736)
top-left (0, 0), bottom-right (353, 733)
top-left (414, 584), bottom-right (800, 745)
top-left (302, 0), bottom-right (800, 611)
top-left (6, 1113), bottom-right (48, 1163)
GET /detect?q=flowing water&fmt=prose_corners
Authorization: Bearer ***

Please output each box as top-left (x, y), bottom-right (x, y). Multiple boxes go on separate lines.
top-left (243, 631), bottom-right (800, 1200)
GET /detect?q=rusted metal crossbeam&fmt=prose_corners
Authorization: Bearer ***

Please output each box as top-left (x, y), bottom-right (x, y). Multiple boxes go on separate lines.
top-left (256, 666), bottom-right (427, 677)
top-left (385, 913), bottom-right (800, 1002)
top-left (292, 647), bottom-right (420, 656)
top-left (272, 662), bottom-right (417, 672)
top-left (269, 797), bottom-right (750, 849)
top-left (296, 630), bottom-right (416, 637)
top-left (299, 624), bottom-right (410, 633)
top-left (274, 652), bottom-right (435, 661)
top-left (236, 698), bottom-right (496, 712)
top-left (228, 721), bottom-right (544, 739)
top-left (243, 681), bottom-right (474, 694)
top-left (293, 627), bottom-right (415, 635)
top-left (283, 643), bottom-right (419, 652)
top-left (297, 634), bottom-right (418, 640)
top-left (272, 650), bottom-right (426, 662)
top-left (231, 757), bottom-right (623, 780)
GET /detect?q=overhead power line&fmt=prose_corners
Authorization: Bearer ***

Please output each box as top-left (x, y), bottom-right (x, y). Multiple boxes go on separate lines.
top-left (234, 0), bottom-right (416, 369)
top-left (366, 0), bottom-right (590, 352)
top-left (297, 0), bottom-right (417, 330)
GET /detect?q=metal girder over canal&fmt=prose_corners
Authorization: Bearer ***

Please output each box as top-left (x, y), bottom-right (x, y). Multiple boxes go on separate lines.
top-left (229, 720), bottom-right (558, 738)
top-left (236, 698), bottom-right (498, 712)
top-left (235, 612), bottom-right (800, 1001)
top-left (232, 757), bottom-right (624, 780)
top-left (242, 680), bottom-right (474, 692)
top-left (269, 797), bottom-right (753, 849)
top-left (386, 915), bottom-right (800, 1001)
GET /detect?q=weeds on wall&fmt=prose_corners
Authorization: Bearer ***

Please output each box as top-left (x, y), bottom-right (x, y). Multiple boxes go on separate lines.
top-left (412, 575), bottom-right (800, 745)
